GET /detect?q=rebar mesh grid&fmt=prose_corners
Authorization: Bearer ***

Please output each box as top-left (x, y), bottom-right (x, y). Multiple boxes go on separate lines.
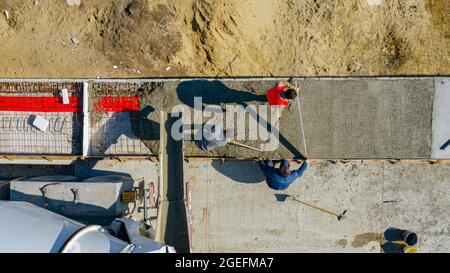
top-left (90, 82), bottom-right (148, 95)
top-left (0, 82), bottom-right (82, 155)
top-left (88, 82), bottom-right (154, 156)
top-left (0, 112), bottom-right (81, 155)
top-left (0, 82), bottom-right (82, 93)
top-left (89, 112), bottom-right (152, 156)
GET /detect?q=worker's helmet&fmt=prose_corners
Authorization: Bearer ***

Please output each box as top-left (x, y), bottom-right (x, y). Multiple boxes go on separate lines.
top-left (284, 88), bottom-right (297, 100)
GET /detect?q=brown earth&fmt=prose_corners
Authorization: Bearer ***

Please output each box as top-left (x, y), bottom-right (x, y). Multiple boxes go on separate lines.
top-left (0, 0), bottom-right (448, 78)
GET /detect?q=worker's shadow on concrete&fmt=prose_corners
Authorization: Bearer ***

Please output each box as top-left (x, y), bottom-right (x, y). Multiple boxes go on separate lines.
top-left (211, 160), bottom-right (265, 184)
top-left (176, 80), bottom-right (306, 159)
top-left (89, 107), bottom-right (161, 155)
top-left (130, 106), bottom-right (161, 150)
top-left (176, 80), bottom-right (267, 109)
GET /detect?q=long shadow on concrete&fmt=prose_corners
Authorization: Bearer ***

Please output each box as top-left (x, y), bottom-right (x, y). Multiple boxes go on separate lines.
top-left (73, 161), bottom-right (135, 180)
top-left (0, 165), bottom-right (74, 179)
top-left (176, 80), bottom-right (305, 159)
top-left (176, 80), bottom-right (267, 108)
top-left (211, 160), bottom-right (265, 184)
top-left (159, 114), bottom-right (190, 253)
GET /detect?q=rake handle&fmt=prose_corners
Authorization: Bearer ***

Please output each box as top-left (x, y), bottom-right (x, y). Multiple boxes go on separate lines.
top-left (293, 198), bottom-right (341, 217)
top-left (229, 141), bottom-right (262, 152)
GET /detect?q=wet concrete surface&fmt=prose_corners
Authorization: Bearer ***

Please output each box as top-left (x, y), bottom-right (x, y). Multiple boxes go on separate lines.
top-left (129, 78), bottom-right (435, 159)
top-left (297, 79), bottom-right (434, 158)
top-left (135, 80), bottom-right (306, 159)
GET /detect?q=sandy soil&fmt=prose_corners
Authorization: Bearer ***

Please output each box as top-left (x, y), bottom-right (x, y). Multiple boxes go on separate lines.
top-left (0, 0), bottom-right (448, 78)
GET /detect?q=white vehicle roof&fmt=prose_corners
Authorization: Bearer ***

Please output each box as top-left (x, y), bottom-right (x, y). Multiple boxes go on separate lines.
top-left (0, 201), bottom-right (128, 253)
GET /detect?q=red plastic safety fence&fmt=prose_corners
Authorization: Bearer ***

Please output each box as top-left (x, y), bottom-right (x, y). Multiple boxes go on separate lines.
top-left (0, 96), bottom-right (82, 112)
top-left (93, 96), bottom-right (140, 112)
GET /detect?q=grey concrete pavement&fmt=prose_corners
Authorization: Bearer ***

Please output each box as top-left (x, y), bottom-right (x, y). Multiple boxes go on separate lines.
top-left (3, 155), bottom-right (447, 252)
top-left (186, 160), bottom-right (450, 253)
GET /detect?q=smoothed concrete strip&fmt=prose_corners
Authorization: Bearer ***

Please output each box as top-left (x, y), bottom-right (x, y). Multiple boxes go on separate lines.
top-left (140, 78), bottom-right (438, 159)
top-left (432, 79), bottom-right (450, 159)
top-left (298, 79), bottom-right (434, 158)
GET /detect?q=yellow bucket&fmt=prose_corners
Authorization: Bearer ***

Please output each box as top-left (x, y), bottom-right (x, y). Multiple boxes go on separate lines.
top-left (403, 245), bottom-right (417, 253)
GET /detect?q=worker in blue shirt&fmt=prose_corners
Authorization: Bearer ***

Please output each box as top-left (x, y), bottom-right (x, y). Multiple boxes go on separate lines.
top-left (258, 159), bottom-right (308, 190)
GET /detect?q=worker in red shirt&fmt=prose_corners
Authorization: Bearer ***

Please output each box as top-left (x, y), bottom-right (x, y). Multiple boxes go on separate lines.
top-left (266, 80), bottom-right (298, 116)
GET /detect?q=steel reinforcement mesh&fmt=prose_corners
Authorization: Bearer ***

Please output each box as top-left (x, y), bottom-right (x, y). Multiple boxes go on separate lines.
top-left (0, 82), bottom-right (82, 155)
top-left (89, 82), bottom-right (152, 156)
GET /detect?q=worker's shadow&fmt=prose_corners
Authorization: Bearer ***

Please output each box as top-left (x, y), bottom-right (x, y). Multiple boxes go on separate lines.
top-left (176, 80), bottom-right (306, 159)
top-left (130, 106), bottom-right (160, 141)
top-left (89, 107), bottom-right (160, 155)
top-left (177, 80), bottom-right (266, 109)
top-left (211, 160), bottom-right (266, 184)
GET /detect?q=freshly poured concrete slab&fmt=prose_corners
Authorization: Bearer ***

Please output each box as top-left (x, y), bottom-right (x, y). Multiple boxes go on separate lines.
top-left (0, 78), bottom-right (445, 159)
top-left (138, 80), bottom-right (306, 159)
top-left (126, 78), bottom-right (436, 159)
top-left (297, 79), bottom-right (434, 159)
top-left (432, 79), bottom-right (450, 159)
top-left (187, 160), bottom-right (450, 253)
top-left (84, 78), bottom-right (444, 159)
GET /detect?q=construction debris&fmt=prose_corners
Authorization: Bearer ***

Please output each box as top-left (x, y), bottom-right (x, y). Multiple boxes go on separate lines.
top-left (66, 0), bottom-right (81, 6)
top-left (32, 115), bottom-right (49, 131)
top-left (60, 88), bottom-right (69, 104)
top-left (367, 0), bottom-right (383, 6)
top-left (70, 33), bottom-right (80, 45)
top-left (3, 10), bottom-right (10, 20)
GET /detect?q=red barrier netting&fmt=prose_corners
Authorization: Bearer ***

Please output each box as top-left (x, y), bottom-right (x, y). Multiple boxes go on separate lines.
top-left (93, 96), bottom-right (140, 112)
top-left (0, 96), bottom-right (82, 112)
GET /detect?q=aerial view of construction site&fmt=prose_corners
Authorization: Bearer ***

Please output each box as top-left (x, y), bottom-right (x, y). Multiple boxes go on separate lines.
top-left (0, 0), bottom-right (449, 262)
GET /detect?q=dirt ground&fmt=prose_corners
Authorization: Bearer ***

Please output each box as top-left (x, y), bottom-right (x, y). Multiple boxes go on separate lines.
top-left (0, 0), bottom-right (448, 78)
